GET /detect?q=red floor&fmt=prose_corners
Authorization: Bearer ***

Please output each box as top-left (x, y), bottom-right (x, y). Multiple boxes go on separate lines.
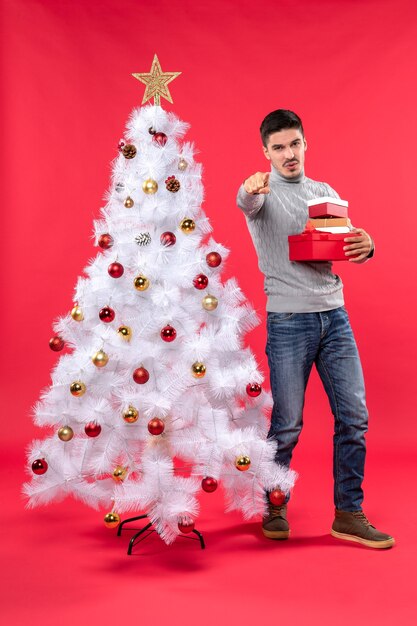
top-left (3, 441), bottom-right (416, 626)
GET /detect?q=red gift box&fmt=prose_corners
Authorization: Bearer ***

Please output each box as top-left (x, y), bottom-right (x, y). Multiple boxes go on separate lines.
top-left (288, 230), bottom-right (349, 261)
top-left (307, 197), bottom-right (348, 219)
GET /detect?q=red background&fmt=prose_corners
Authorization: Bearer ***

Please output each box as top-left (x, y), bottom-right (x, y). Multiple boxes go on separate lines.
top-left (1, 1), bottom-right (417, 624)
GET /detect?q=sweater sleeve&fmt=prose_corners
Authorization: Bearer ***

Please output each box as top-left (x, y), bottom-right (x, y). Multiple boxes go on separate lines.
top-left (236, 184), bottom-right (265, 218)
top-left (324, 183), bottom-right (340, 200)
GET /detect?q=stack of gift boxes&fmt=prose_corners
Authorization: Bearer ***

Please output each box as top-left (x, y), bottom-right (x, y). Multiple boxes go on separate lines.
top-left (288, 197), bottom-right (352, 261)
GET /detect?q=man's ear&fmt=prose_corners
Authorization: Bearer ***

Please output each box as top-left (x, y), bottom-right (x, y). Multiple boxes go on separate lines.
top-left (263, 146), bottom-right (271, 161)
top-left (304, 139), bottom-right (308, 151)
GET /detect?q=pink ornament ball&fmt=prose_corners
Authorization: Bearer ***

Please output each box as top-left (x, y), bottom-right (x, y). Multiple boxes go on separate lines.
top-left (98, 234), bottom-right (114, 249)
top-left (133, 367), bottom-right (149, 384)
top-left (201, 477), bottom-right (218, 493)
top-left (193, 274), bottom-right (209, 290)
top-left (84, 422), bottom-right (102, 438)
top-left (160, 325), bottom-right (177, 342)
top-left (246, 383), bottom-right (262, 397)
top-left (206, 252), bottom-right (222, 268)
top-left (160, 232), bottom-right (176, 247)
top-left (147, 418), bottom-right (165, 436)
top-left (269, 489), bottom-right (286, 506)
top-left (108, 262), bottom-right (124, 278)
top-left (153, 132), bottom-right (168, 147)
top-left (178, 520), bottom-right (195, 534)
top-left (32, 459), bottom-right (48, 475)
top-left (49, 336), bottom-right (65, 351)
top-left (99, 307), bottom-right (115, 323)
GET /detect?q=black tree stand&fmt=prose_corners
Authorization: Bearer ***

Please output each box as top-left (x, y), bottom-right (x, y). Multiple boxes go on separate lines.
top-left (117, 514), bottom-right (205, 554)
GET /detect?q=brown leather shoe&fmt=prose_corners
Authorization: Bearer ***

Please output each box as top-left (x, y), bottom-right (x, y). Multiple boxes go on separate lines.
top-left (262, 503), bottom-right (290, 539)
top-left (331, 509), bottom-right (395, 549)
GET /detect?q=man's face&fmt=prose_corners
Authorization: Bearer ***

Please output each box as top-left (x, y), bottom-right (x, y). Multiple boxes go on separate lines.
top-left (263, 128), bottom-right (307, 178)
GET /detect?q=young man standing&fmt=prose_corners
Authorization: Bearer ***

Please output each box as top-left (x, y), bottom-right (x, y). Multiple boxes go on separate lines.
top-left (237, 109), bottom-right (394, 549)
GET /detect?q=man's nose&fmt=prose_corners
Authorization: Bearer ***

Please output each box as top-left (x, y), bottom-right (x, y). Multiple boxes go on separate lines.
top-left (284, 147), bottom-right (294, 159)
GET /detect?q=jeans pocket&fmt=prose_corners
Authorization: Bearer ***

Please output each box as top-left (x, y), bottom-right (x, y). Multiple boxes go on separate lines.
top-left (268, 312), bottom-right (296, 323)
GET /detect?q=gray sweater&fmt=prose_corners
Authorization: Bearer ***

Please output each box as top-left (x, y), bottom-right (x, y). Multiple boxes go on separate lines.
top-left (237, 167), bottom-right (344, 313)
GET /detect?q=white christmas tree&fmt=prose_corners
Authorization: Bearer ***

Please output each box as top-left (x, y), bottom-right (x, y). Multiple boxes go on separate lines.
top-left (24, 56), bottom-right (296, 545)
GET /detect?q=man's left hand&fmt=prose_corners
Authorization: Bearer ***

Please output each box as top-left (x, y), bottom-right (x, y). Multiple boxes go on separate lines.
top-left (343, 228), bottom-right (374, 263)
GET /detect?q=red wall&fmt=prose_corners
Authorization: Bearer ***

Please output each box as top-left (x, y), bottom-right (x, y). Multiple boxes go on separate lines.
top-left (2, 0), bottom-right (416, 451)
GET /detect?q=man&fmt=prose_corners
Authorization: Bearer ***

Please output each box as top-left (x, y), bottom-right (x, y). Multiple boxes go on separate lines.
top-left (237, 109), bottom-right (394, 549)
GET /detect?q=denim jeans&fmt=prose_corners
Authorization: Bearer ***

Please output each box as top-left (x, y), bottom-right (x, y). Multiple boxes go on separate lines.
top-left (266, 306), bottom-right (368, 511)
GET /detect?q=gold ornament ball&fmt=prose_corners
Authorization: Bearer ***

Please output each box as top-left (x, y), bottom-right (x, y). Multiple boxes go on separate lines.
top-left (112, 466), bottom-right (128, 482)
top-left (92, 349), bottom-right (109, 367)
top-left (123, 405), bottom-right (139, 423)
top-left (118, 325), bottom-right (132, 341)
top-left (202, 294), bottom-right (218, 311)
top-left (71, 305), bottom-right (84, 321)
top-left (124, 196), bottom-right (134, 208)
top-left (235, 455), bottom-right (251, 471)
top-left (180, 218), bottom-right (196, 233)
top-left (134, 275), bottom-right (150, 291)
top-left (178, 158), bottom-right (188, 171)
top-left (58, 425), bottom-right (74, 442)
top-left (70, 381), bottom-right (86, 397)
top-left (142, 178), bottom-right (158, 194)
top-left (104, 512), bottom-right (121, 528)
top-left (191, 362), bottom-right (206, 378)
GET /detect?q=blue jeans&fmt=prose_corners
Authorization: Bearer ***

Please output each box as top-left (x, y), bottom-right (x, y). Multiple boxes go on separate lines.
top-left (266, 306), bottom-right (368, 511)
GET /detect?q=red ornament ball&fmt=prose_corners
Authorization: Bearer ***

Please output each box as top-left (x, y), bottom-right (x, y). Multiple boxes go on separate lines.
top-left (99, 306), bottom-right (115, 323)
top-left (108, 262), bottom-right (124, 278)
top-left (246, 383), bottom-right (262, 397)
top-left (98, 234), bottom-right (114, 249)
top-left (160, 325), bottom-right (177, 342)
top-left (49, 336), bottom-right (65, 352)
top-left (147, 418), bottom-right (165, 436)
top-left (206, 251), bottom-right (222, 268)
top-left (193, 274), bottom-right (209, 290)
top-left (32, 458), bottom-right (48, 475)
top-left (133, 366), bottom-right (149, 384)
top-left (153, 132), bottom-right (168, 147)
top-left (178, 520), bottom-right (195, 534)
top-left (269, 489), bottom-right (286, 506)
top-left (201, 477), bottom-right (218, 493)
top-left (160, 231), bottom-right (176, 247)
top-left (84, 422), bottom-right (102, 438)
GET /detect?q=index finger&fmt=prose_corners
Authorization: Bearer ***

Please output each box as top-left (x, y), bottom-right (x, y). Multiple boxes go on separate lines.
top-left (257, 173), bottom-right (269, 187)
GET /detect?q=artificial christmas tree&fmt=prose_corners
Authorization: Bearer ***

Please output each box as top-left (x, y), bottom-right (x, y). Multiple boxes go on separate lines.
top-left (24, 55), bottom-right (296, 547)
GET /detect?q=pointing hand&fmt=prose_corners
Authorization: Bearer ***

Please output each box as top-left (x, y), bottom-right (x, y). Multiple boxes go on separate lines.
top-left (243, 172), bottom-right (270, 195)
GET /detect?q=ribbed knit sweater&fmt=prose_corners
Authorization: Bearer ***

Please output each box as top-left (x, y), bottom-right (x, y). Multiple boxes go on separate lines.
top-left (236, 167), bottom-right (344, 312)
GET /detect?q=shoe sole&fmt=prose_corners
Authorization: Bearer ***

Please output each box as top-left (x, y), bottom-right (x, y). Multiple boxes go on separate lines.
top-left (331, 529), bottom-right (395, 549)
top-left (262, 528), bottom-right (290, 540)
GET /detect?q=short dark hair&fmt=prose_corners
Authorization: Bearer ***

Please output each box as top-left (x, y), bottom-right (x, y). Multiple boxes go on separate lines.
top-left (260, 109), bottom-right (304, 146)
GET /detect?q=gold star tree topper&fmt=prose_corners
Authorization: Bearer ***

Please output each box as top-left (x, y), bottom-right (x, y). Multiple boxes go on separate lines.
top-left (132, 55), bottom-right (181, 106)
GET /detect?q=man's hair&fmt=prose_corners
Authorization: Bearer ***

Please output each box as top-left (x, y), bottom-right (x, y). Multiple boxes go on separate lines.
top-left (260, 109), bottom-right (304, 146)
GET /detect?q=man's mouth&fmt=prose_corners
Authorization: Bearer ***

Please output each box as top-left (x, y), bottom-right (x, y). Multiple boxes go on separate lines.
top-left (285, 160), bottom-right (298, 168)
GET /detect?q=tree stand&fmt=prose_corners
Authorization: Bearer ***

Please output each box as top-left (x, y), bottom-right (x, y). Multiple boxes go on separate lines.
top-left (117, 514), bottom-right (206, 554)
